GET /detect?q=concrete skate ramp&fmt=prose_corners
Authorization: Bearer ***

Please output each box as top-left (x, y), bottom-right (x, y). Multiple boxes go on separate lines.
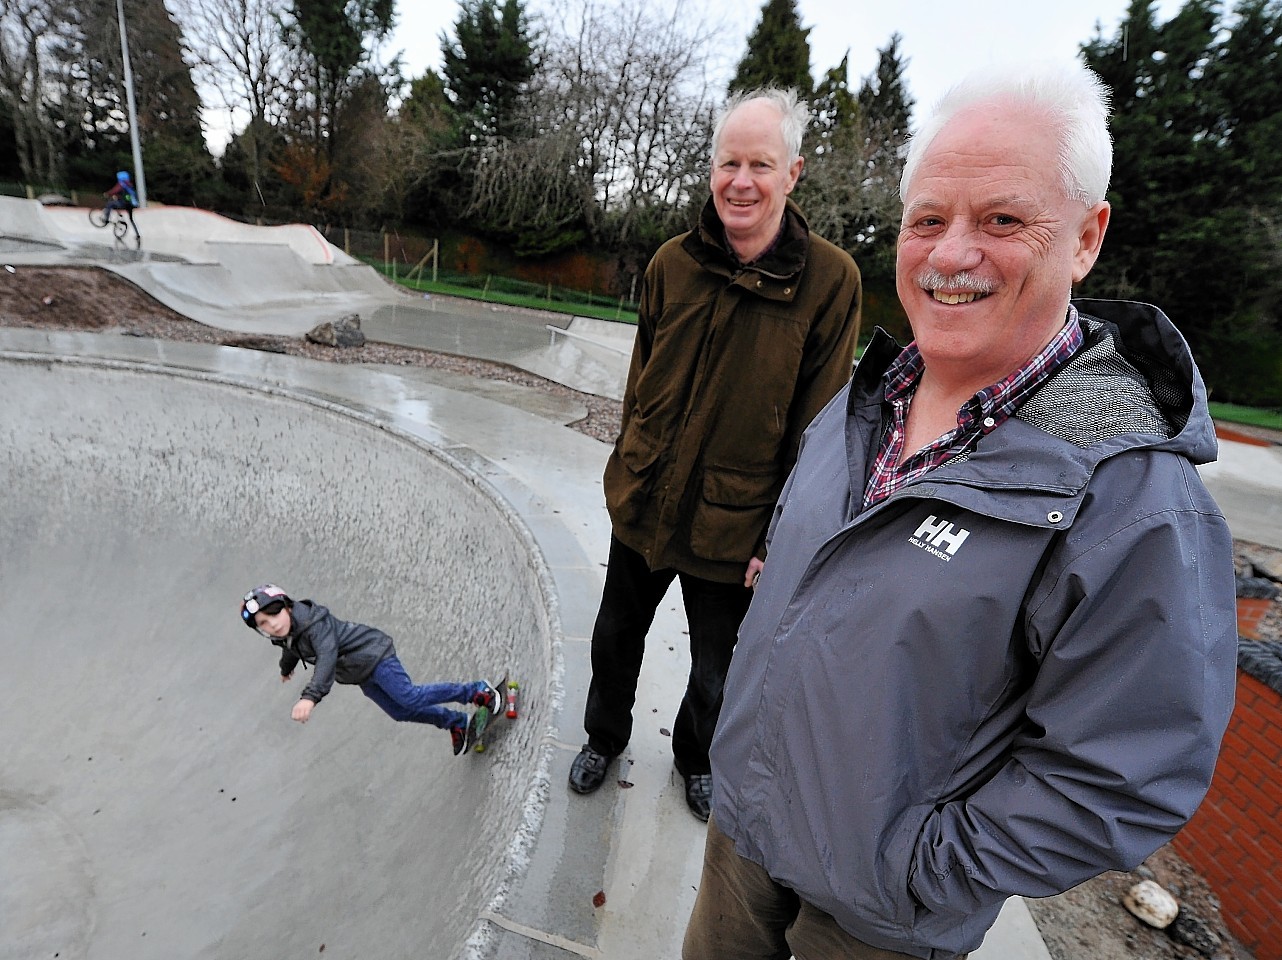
top-left (0, 197), bottom-right (632, 397)
top-left (0, 356), bottom-right (551, 959)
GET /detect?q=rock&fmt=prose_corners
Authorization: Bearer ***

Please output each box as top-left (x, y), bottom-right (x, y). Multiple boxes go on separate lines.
top-left (221, 334), bottom-right (287, 354)
top-left (1168, 911), bottom-right (1223, 956)
top-left (1239, 544), bottom-right (1282, 582)
top-left (1254, 554), bottom-right (1282, 582)
top-left (306, 313), bottom-right (365, 348)
top-left (1237, 575), bottom-right (1281, 599)
top-left (1122, 879), bottom-right (1179, 929)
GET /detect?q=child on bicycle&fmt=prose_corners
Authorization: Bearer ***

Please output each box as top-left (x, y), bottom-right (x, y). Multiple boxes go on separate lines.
top-left (239, 584), bottom-right (501, 755)
top-left (102, 170), bottom-right (140, 240)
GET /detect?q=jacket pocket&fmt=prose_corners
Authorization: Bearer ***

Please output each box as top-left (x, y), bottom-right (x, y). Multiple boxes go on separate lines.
top-left (814, 801), bottom-right (933, 935)
top-left (688, 463), bottom-right (780, 562)
top-left (603, 425), bottom-right (664, 527)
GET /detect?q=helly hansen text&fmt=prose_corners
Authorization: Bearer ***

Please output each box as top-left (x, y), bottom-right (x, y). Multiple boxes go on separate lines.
top-left (911, 515), bottom-right (970, 561)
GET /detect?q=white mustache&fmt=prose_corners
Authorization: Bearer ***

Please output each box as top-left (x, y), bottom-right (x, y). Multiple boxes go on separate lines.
top-left (915, 269), bottom-right (996, 294)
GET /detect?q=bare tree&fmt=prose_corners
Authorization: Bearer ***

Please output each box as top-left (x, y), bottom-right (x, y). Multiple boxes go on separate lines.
top-left (466, 121), bottom-right (595, 254)
top-left (539, 0), bottom-right (718, 238)
top-left (798, 122), bottom-right (901, 255)
top-left (462, 0), bottom-right (719, 260)
top-left (172, 0), bottom-right (296, 179)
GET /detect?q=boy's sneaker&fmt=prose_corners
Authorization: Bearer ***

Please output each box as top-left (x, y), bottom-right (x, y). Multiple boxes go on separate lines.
top-left (472, 681), bottom-right (501, 713)
top-left (449, 719), bottom-right (469, 756)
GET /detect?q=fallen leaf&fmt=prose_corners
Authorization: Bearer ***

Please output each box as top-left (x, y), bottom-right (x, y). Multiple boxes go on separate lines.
top-left (659, 728), bottom-right (671, 737)
top-left (592, 890), bottom-right (606, 908)
top-left (618, 780), bottom-right (634, 789)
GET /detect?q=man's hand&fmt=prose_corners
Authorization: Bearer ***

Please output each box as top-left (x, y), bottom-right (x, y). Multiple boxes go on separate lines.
top-left (292, 699), bottom-right (314, 723)
top-left (745, 557), bottom-right (765, 589)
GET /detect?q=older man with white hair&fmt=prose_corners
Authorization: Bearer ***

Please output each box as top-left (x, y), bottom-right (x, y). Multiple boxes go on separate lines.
top-left (684, 59), bottom-right (1237, 960)
top-left (567, 88), bottom-right (862, 821)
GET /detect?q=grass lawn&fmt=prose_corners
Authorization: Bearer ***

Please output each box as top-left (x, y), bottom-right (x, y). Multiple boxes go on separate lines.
top-left (373, 265), bottom-right (640, 325)
top-left (1208, 401), bottom-right (1282, 432)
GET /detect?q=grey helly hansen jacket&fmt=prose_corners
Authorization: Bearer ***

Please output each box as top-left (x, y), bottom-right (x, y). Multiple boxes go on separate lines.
top-left (710, 300), bottom-right (1238, 959)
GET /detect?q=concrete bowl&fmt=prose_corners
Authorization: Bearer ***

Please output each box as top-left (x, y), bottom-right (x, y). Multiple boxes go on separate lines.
top-left (0, 356), bottom-right (552, 959)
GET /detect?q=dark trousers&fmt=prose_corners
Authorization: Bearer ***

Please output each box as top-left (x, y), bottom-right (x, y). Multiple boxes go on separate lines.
top-left (583, 536), bottom-right (753, 776)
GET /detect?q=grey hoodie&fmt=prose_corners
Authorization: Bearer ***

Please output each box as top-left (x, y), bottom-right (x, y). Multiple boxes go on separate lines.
top-left (710, 300), bottom-right (1238, 959)
top-left (273, 600), bottom-right (394, 704)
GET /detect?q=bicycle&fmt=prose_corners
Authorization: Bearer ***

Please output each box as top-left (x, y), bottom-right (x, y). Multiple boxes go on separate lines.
top-left (88, 203), bottom-right (140, 245)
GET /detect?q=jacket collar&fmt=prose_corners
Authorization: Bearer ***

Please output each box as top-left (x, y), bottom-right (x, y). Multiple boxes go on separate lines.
top-left (845, 300), bottom-right (1216, 526)
top-left (683, 197), bottom-right (811, 295)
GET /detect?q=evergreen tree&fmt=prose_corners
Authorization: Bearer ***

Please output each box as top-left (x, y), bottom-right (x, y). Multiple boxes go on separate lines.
top-left (1081, 0), bottom-right (1282, 405)
top-left (441, 0), bottom-right (536, 142)
top-left (797, 52), bottom-right (862, 247)
top-left (792, 40), bottom-right (913, 336)
top-left (286, 0), bottom-right (395, 154)
top-left (854, 33), bottom-right (913, 284)
top-left (729, 0), bottom-right (813, 96)
top-left (394, 69), bottom-right (462, 229)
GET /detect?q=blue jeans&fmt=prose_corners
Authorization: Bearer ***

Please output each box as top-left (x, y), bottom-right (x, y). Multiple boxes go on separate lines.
top-left (360, 655), bottom-right (479, 729)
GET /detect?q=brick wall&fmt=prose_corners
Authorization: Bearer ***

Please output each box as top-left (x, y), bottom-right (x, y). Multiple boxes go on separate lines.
top-left (1173, 670), bottom-right (1282, 957)
top-left (1170, 598), bottom-right (1282, 958)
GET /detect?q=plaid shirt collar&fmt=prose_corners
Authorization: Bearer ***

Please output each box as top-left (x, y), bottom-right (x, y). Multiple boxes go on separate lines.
top-left (862, 305), bottom-right (1085, 510)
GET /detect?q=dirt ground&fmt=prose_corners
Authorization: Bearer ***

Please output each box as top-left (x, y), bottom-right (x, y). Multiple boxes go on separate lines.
top-left (1, 264), bottom-right (1270, 960)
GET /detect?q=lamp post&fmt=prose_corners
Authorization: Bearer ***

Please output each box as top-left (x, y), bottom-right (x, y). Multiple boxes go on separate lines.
top-left (115, 0), bottom-right (147, 206)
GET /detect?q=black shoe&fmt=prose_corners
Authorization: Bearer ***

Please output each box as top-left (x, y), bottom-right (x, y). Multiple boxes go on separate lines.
top-left (568, 745), bottom-right (613, 794)
top-left (682, 771), bottom-right (713, 822)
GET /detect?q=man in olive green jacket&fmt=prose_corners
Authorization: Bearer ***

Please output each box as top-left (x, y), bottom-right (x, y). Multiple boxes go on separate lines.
top-left (568, 87), bottom-right (862, 820)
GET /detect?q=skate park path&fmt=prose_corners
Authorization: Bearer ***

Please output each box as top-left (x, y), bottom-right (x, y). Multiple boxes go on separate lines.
top-left (4, 198), bottom-right (1277, 960)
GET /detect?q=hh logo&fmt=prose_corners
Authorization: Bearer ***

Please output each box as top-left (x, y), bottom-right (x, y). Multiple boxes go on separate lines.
top-left (910, 515), bottom-right (970, 561)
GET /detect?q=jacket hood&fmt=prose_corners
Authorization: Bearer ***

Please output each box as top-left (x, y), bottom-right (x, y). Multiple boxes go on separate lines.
top-left (269, 599), bottom-right (326, 647)
top-left (1068, 298), bottom-right (1218, 465)
top-left (287, 599), bottom-right (327, 636)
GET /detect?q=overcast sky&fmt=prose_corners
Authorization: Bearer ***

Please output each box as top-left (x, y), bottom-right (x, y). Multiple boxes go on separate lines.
top-left (390, 0), bottom-right (1186, 120)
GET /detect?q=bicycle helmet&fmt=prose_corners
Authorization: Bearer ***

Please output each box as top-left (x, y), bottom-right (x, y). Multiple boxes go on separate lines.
top-left (117, 171), bottom-right (130, 183)
top-left (240, 583), bottom-right (293, 631)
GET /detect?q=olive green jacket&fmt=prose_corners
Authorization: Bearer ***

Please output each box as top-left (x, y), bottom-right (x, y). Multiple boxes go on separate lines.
top-left (604, 198), bottom-right (861, 582)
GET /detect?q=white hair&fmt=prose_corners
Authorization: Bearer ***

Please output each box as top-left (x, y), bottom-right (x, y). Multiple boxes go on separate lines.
top-left (900, 59), bottom-right (1113, 206)
top-left (711, 87), bottom-right (808, 163)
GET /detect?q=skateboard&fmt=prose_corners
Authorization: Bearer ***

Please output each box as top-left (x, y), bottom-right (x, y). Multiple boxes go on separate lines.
top-left (469, 674), bottom-right (519, 754)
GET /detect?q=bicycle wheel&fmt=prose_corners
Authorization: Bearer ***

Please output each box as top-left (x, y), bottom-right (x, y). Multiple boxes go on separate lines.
top-left (88, 208), bottom-right (109, 228)
top-left (112, 217), bottom-right (128, 240)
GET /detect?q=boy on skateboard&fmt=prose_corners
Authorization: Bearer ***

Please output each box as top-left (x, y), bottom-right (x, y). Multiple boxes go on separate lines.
top-left (239, 584), bottom-right (500, 755)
